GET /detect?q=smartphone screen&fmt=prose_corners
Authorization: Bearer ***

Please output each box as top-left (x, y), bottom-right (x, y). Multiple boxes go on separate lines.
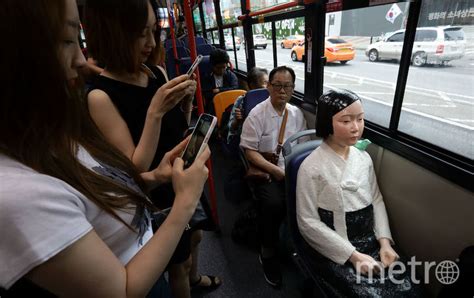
top-left (181, 114), bottom-right (216, 168)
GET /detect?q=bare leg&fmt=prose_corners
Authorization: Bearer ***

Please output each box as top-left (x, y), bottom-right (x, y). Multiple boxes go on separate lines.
top-left (168, 256), bottom-right (192, 298)
top-left (189, 229), bottom-right (203, 284)
top-left (189, 230), bottom-right (222, 287)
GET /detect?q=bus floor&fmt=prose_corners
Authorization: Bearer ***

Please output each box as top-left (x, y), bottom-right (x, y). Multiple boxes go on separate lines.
top-left (192, 139), bottom-right (306, 298)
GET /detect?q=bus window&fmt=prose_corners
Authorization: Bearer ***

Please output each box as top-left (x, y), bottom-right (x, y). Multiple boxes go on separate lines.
top-left (224, 28), bottom-right (242, 70)
top-left (193, 8), bottom-right (202, 33)
top-left (250, 0), bottom-right (293, 12)
top-left (220, 0), bottom-right (242, 25)
top-left (399, 0), bottom-right (473, 159)
top-left (324, 3), bottom-right (412, 128)
top-left (252, 22), bottom-right (273, 72)
top-left (235, 26), bottom-right (247, 71)
top-left (203, 0), bottom-right (217, 29)
top-left (277, 17), bottom-right (305, 93)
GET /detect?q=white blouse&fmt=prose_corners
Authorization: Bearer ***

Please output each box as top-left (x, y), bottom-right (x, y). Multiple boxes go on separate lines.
top-left (296, 142), bottom-right (393, 265)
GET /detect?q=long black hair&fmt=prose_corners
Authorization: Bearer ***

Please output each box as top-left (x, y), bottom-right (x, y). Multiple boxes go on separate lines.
top-left (0, 0), bottom-right (157, 229)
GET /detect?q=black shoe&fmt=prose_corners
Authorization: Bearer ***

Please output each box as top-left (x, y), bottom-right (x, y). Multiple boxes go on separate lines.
top-left (259, 254), bottom-right (282, 287)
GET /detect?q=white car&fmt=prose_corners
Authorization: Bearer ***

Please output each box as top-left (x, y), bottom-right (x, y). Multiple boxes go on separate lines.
top-left (365, 26), bottom-right (466, 66)
top-left (253, 34), bottom-right (268, 49)
top-left (225, 36), bottom-right (240, 51)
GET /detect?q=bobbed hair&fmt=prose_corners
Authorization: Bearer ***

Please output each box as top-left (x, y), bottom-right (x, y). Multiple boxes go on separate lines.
top-left (315, 89), bottom-right (361, 139)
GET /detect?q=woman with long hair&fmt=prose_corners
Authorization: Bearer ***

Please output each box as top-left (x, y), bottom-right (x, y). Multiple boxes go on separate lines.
top-left (84, 1), bottom-right (221, 296)
top-left (0, 0), bottom-right (209, 296)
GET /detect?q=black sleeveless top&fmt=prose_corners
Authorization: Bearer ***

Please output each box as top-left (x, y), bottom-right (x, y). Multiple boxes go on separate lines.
top-left (90, 65), bottom-right (188, 208)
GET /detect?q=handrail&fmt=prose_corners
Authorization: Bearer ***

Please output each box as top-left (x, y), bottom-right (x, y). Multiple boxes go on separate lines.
top-left (166, 1), bottom-right (180, 75)
top-left (183, 0), bottom-right (220, 227)
top-left (238, 1), bottom-right (299, 20)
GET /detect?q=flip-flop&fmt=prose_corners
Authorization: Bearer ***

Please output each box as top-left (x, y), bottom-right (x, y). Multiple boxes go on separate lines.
top-left (190, 275), bottom-right (222, 291)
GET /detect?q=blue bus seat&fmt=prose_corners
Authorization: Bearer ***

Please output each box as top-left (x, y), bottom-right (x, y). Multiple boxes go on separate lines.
top-left (196, 36), bottom-right (207, 45)
top-left (176, 46), bottom-right (190, 58)
top-left (197, 55), bottom-right (211, 79)
top-left (197, 44), bottom-right (214, 56)
top-left (178, 57), bottom-right (192, 76)
top-left (242, 88), bottom-right (269, 118)
top-left (282, 129), bottom-right (329, 297)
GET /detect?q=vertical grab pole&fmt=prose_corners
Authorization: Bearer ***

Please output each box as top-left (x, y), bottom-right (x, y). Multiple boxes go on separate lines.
top-left (183, 0), bottom-right (220, 227)
top-left (166, 0), bottom-right (180, 75)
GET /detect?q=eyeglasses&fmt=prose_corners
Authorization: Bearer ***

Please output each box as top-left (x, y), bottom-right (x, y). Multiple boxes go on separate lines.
top-left (270, 83), bottom-right (294, 92)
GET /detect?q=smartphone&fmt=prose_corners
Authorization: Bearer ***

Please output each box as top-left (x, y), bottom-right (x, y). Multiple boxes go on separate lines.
top-left (181, 113), bottom-right (216, 168)
top-left (186, 55), bottom-right (203, 76)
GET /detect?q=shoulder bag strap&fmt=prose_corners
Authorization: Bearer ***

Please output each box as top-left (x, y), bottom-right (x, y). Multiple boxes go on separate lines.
top-left (276, 107), bottom-right (288, 155)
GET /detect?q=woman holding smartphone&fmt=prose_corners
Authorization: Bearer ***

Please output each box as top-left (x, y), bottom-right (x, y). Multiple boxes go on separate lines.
top-left (84, 1), bottom-right (221, 296)
top-left (0, 0), bottom-right (210, 296)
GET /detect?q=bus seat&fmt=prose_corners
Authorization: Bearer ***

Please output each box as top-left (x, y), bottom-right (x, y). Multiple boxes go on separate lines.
top-left (178, 57), bottom-right (192, 76)
top-left (165, 39), bottom-right (184, 49)
top-left (196, 36), bottom-right (207, 45)
top-left (176, 46), bottom-right (190, 58)
top-left (242, 88), bottom-right (269, 118)
top-left (197, 44), bottom-right (214, 56)
top-left (282, 129), bottom-right (329, 297)
top-left (213, 90), bottom-right (246, 127)
top-left (198, 55), bottom-right (211, 79)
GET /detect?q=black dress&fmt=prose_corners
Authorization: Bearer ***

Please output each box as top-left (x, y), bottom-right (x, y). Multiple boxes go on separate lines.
top-left (90, 66), bottom-right (213, 264)
top-left (305, 205), bottom-right (424, 297)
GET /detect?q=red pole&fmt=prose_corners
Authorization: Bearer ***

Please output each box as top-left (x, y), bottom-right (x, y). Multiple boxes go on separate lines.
top-left (166, 0), bottom-right (180, 75)
top-left (183, 0), bottom-right (220, 227)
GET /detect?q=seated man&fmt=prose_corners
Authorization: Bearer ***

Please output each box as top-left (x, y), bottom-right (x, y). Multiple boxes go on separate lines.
top-left (240, 66), bottom-right (307, 287)
top-left (227, 67), bottom-right (268, 149)
top-left (201, 49), bottom-right (238, 113)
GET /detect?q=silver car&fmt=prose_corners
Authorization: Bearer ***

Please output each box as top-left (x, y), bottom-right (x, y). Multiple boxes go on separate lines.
top-left (253, 34), bottom-right (268, 49)
top-left (366, 26), bottom-right (466, 66)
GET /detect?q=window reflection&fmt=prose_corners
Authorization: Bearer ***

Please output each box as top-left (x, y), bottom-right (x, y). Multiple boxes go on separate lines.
top-left (220, 0), bottom-right (242, 25)
top-left (399, 0), bottom-right (473, 159)
top-left (323, 3), bottom-right (410, 127)
top-left (203, 0), bottom-right (217, 29)
top-left (274, 17), bottom-right (305, 93)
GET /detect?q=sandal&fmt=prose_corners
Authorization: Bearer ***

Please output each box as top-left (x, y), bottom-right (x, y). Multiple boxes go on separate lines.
top-left (190, 275), bottom-right (222, 291)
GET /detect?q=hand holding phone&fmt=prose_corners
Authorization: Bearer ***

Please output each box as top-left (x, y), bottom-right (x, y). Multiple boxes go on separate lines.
top-left (181, 113), bottom-right (216, 168)
top-left (186, 55), bottom-right (203, 77)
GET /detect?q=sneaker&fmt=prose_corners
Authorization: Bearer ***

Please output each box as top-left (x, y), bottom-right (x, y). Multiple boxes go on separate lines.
top-left (259, 254), bottom-right (282, 287)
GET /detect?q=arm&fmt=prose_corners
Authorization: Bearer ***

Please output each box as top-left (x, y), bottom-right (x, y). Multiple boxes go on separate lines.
top-left (245, 149), bottom-right (283, 181)
top-left (227, 96), bottom-right (244, 142)
top-left (25, 148), bottom-right (211, 298)
top-left (88, 75), bottom-right (196, 172)
top-left (240, 114), bottom-right (284, 181)
top-left (296, 160), bottom-right (356, 265)
top-left (88, 89), bottom-right (163, 172)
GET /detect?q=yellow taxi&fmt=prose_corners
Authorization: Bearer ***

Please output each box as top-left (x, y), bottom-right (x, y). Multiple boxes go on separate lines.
top-left (280, 35), bottom-right (305, 49)
top-left (291, 37), bottom-right (355, 64)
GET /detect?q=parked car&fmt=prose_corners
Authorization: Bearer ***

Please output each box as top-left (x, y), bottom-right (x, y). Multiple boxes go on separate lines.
top-left (225, 35), bottom-right (240, 51)
top-left (290, 37), bottom-right (355, 64)
top-left (253, 34), bottom-right (268, 49)
top-left (281, 35), bottom-right (305, 49)
top-left (365, 26), bottom-right (466, 66)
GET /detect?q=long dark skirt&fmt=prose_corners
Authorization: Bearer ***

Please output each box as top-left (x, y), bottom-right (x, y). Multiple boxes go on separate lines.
top-left (305, 204), bottom-right (424, 298)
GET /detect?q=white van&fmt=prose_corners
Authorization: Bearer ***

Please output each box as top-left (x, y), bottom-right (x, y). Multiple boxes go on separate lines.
top-left (365, 26), bottom-right (466, 66)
